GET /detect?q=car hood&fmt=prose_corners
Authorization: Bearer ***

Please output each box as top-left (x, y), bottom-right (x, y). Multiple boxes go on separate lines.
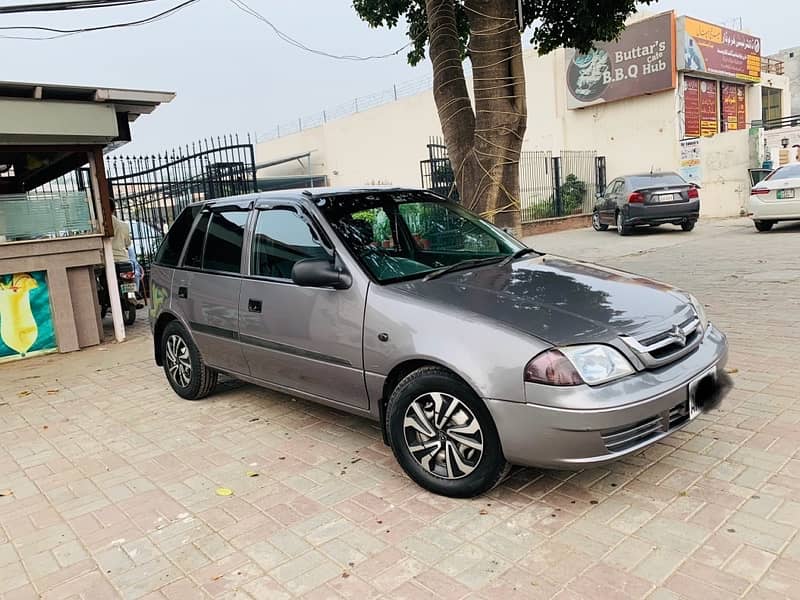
top-left (393, 256), bottom-right (693, 345)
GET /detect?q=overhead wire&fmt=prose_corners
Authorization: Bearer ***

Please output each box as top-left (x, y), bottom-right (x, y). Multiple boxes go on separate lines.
top-left (0, 0), bottom-right (200, 39)
top-left (0, 0), bottom-right (159, 14)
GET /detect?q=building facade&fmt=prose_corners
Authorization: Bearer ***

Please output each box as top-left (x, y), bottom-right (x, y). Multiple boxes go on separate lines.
top-left (256, 11), bottom-right (792, 219)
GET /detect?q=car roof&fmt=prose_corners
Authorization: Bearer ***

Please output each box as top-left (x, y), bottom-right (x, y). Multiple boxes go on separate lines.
top-left (194, 186), bottom-right (444, 209)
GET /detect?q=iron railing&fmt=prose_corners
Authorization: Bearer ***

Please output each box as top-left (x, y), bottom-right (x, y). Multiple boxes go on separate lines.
top-left (105, 134), bottom-right (257, 271)
top-left (421, 141), bottom-right (604, 223)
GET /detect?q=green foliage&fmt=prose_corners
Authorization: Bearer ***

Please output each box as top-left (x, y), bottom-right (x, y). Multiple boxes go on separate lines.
top-left (561, 174), bottom-right (587, 214)
top-left (352, 0), bottom-right (656, 66)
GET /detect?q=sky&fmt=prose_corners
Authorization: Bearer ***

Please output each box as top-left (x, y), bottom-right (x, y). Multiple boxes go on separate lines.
top-left (0, 0), bottom-right (797, 155)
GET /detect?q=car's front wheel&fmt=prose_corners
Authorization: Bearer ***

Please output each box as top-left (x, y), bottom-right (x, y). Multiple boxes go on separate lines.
top-left (754, 220), bottom-right (774, 232)
top-left (592, 211), bottom-right (608, 231)
top-left (386, 366), bottom-right (509, 498)
top-left (161, 321), bottom-right (217, 400)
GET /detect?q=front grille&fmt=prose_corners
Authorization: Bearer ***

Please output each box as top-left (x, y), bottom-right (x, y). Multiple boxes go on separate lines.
top-left (601, 399), bottom-right (687, 453)
top-left (620, 315), bottom-right (702, 369)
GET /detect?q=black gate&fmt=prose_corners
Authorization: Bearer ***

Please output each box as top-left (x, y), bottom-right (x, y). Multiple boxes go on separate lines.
top-left (420, 137), bottom-right (459, 201)
top-left (106, 135), bottom-right (257, 271)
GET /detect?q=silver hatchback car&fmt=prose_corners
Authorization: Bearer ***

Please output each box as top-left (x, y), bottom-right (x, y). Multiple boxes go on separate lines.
top-left (149, 187), bottom-right (731, 497)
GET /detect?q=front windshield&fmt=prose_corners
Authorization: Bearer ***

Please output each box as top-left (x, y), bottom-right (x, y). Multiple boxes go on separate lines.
top-left (316, 191), bottom-right (524, 283)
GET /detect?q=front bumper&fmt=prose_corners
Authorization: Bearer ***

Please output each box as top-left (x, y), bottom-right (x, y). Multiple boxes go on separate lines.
top-left (486, 325), bottom-right (730, 469)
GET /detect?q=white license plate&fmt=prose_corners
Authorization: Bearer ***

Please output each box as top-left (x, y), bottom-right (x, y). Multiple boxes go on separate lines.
top-left (777, 189), bottom-right (795, 199)
top-left (688, 365), bottom-right (717, 420)
top-left (120, 283), bottom-right (137, 293)
top-left (655, 194), bottom-right (679, 203)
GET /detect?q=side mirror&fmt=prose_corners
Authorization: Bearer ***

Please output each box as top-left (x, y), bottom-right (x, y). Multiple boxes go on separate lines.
top-left (595, 191), bottom-right (604, 199)
top-left (291, 258), bottom-right (352, 290)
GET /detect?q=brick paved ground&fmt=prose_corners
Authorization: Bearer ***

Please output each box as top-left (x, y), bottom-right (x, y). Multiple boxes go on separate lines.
top-left (1, 217), bottom-right (799, 599)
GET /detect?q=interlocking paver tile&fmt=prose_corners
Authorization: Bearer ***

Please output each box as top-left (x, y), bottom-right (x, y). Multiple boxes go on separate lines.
top-left (1, 219), bottom-right (799, 597)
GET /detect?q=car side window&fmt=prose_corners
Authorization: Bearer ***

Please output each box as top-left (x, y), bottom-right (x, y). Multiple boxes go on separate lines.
top-left (251, 209), bottom-right (328, 279)
top-left (183, 212), bottom-right (210, 269)
top-left (202, 210), bottom-right (248, 273)
top-left (154, 205), bottom-right (199, 267)
top-left (608, 180), bottom-right (621, 196)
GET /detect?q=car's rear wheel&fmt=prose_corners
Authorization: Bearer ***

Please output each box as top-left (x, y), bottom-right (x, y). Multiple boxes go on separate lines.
top-left (754, 220), bottom-right (774, 232)
top-left (616, 212), bottom-right (631, 236)
top-left (592, 211), bottom-right (608, 231)
top-left (161, 321), bottom-right (217, 400)
top-left (681, 221), bottom-right (696, 232)
top-left (386, 366), bottom-right (509, 498)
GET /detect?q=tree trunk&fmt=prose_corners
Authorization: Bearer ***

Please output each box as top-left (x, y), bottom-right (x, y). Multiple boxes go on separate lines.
top-left (424, 0), bottom-right (526, 231)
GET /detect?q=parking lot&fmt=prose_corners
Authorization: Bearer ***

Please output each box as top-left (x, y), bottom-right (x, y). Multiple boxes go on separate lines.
top-left (1, 217), bottom-right (799, 599)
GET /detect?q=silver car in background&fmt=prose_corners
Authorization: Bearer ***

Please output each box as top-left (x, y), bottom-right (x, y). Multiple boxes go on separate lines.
top-left (149, 187), bottom-right (731, 497)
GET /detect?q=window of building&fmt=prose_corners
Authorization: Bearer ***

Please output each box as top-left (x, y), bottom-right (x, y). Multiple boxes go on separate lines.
top-left (762, 88), bottom-right (783, 124)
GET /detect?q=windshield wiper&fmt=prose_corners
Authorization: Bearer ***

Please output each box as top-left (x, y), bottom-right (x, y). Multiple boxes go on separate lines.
top-left (422, 256), bottom-right (506, 282)
top-left (499, 247), bottom-right (541, 267)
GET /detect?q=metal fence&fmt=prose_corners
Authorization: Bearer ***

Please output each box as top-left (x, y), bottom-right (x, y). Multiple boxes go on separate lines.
top-left (257, 75), bottom-right (433, 142)
top-left (105, 135), bottom-right (257, 271)
top-left (420, 141), bottom-right (604, 223)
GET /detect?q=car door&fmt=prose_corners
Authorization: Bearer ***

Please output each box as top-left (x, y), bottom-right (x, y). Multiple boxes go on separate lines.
top-left (171, 204), bottom-right (248, 375)
top-left (600, 179), bottom-right (621, 222)
top-left (238, 204), bottom-right (369, 409)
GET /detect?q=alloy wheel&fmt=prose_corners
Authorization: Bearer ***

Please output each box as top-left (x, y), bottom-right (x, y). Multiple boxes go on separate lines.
top-left (165, 334), bottom-right (192, 388)
top-left (592, 212), bottom-right (601, 230)
top-left (403, 392), bottom-right (484, 479)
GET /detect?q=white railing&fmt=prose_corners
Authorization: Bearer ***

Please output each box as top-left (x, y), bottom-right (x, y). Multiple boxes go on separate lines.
top-left (256, 74), bottom-right (433, 143)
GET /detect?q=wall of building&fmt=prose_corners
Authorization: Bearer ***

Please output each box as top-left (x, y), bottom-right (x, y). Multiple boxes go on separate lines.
top-left (769, 47), bottom-right (800, 116)
top-left (694, 129), bottom-right (751, 217)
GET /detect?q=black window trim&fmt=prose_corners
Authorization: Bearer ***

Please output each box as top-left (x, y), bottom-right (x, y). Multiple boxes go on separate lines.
top-left (176, 204), bottom-right (251, 276)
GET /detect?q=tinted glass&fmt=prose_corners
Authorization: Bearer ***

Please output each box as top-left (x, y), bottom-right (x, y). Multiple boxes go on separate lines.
top-left (153, 205), bottom-right (199, 266)
top-left (183, 212), bottom-right (210, 269)
top-left (319, 192), bottom-right (521, 283)
top-left (766, 163), bottom-right (800, 181)
top-left (202, 211), bottom-right (248, 273)
top-left (629, 174), bottom-right (687, 189)
top-left (251, 209), bottom-right (328, 279)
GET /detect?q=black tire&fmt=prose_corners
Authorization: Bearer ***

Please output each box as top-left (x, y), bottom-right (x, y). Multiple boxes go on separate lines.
top-left (592, 211), bottom-right (608, 231)
top-left (161, 321), bottom-right (217, 400)
top-left (681, 221), bottom-right (696, 232)
top-left (100, 305), bottom-right (108, 320)
top-left (754, 220), bottom-right (774, 232)
top-left (123, 301), bottom-right (137, 326)
top-left (616, 212), bottom-right (631, 236)
top-left (386, 366), bottom-right (510, 498)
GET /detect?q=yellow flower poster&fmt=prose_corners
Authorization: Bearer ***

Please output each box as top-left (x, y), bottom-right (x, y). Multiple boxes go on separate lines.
top-left (0, 271), bottom-right (57, 363)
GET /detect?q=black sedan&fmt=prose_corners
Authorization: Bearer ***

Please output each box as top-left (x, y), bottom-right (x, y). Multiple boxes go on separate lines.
top-left (593, 172), bottom-right (700, 236)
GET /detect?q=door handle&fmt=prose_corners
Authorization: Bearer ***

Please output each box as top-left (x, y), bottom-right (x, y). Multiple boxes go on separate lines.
top-left (177, 286), bottom-right (188, 299)
top-left (248, 299), bottom-right (262, 313)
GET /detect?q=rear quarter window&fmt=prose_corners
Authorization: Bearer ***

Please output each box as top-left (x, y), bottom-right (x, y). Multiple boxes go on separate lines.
top-left (153, 206), bottom-right (200, 267)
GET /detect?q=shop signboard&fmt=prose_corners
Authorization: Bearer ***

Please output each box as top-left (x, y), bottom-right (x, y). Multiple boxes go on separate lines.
top-left (684, 76), bottom-right (719, 138)
top-left (679, 138), bottom-right (702, 184)
top-left (566, 11), bottom-right (676, 109)
top-left (720, 82), bottom-right (746, 131)
top-left (0, 271), bottom-right (57, 363)
top-left (678, 16), bottom-right (761, 82)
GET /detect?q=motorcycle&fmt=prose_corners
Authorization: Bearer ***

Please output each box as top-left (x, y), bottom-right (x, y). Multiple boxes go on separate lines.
top-left (96, 261), bottom-right (138, 326)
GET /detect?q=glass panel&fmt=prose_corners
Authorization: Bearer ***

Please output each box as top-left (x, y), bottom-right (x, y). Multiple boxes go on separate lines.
top-left (202, 211), bottom-right (248, 273)
top-left (399, 202), bottom-right (500, 253)
top-left (0, 191), bottom-right (96, 243)
top-left (154, 205), bottom-right (199, 267)
top-left (251, 209), bottom-right (327, 279)
top-left (183, 212), bottom-right (210, 269)
top-left (629, 174), bottom-right (687, 189)
top-left (766, 163), bottom-right (800, 181)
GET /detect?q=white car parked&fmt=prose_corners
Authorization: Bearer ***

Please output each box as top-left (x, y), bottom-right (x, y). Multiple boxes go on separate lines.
top-left (748, 163), bottom-right (800, 232)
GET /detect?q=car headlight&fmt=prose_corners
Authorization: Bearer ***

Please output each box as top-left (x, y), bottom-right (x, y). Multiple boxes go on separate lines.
top-left (525, 345), bottom-right (635, 387)
top-left (688, 294), bottom-right (708, 330)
